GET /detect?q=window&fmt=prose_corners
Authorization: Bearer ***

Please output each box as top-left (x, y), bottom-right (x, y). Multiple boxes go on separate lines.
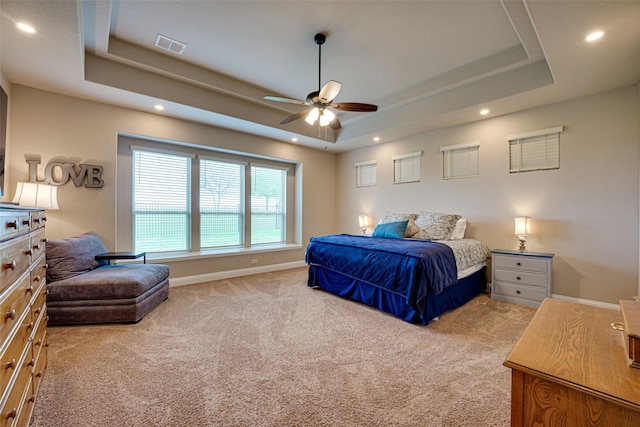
top-left (393, 151), bottom-right (422, 184)
top-left (133, 149), bottom-right (192, 252)
top-left (441, 141), bottom-right (480, 179)
top-left (200, 158), bottom-right (245, 248)
top-left (251, 165), bottom-right (286, 245)
top-left (508, 126), bottom-right (563, 173)
top-left (125, 138), bottom-right (295, 255)
top-left (355, 160), bottom-right (377, 187)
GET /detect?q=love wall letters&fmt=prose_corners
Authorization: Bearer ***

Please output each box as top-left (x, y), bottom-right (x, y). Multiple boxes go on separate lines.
top-left (26, 159), bottom-right (104, 188)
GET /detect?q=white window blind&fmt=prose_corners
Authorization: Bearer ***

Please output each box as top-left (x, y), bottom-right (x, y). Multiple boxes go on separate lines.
top-left (441, 141), bottom-right (480, 180)
top-left (508, 126), bottom-right (563, 173)
top-left (355, 160), bottom-right (377, 187)
top-left (251, 165), bottom-right (286, 245)
top-left (393, 151), bottom-right (422, 184)
top-left (200, 158), bottom-right (245, 248)
top-left (133, 149), bottom-right (191, 252)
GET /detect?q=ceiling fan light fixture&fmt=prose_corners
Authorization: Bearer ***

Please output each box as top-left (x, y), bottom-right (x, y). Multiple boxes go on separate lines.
top-left (305, 107), bottom-right (320, 125)
top-left (319, 109), bottom-right (336, 127)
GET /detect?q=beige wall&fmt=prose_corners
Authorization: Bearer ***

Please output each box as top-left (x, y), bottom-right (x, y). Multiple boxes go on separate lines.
top-left (336, 85), bottom-right (640, 304)
top-left (6, 83), bottom-right (640, 304)
top-left (7, 85), bottom-right (336, 279)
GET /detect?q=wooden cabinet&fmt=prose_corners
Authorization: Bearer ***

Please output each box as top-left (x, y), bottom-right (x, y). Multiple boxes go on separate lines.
top-left (491, 249), bottom-right (553, 307)
top-left (0, 206), bottom-right (48, 427)
top-left (504, 298), bottom-right (640, 427)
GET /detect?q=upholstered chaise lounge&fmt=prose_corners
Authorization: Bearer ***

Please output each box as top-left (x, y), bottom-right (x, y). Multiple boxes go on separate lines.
top-left (46, 232), bottom-right (169, 325)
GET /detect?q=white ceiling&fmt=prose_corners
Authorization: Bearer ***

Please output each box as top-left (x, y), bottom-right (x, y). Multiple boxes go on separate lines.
top-left (1, 0), bottom-right (639, 153)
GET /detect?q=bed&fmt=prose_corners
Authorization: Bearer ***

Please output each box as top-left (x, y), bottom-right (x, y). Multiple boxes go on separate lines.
top-left (305, 213), bottom-right (491, 325)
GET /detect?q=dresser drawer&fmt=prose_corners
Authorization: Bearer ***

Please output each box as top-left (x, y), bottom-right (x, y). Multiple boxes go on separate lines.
top-left (29, 228), bottom-right (46, 264)
top-left (0, 313), bottom-right (32, 401)
top-left (493, 268), bottom-right (548, 288)
top-left (30, 211), bottom-right (46, 231)
top-left (0, 235), bottom-right (31, 295)
top-left (0, 342), bottom-right (32, 427)
top-left (493, 254), bottom-right (549, 273)
top-left (0, 212), bottom-right (30, 243)
top-left (493, 281), bottom-right (547, 302)
top-left (0, 274), bottom-right (32, 347)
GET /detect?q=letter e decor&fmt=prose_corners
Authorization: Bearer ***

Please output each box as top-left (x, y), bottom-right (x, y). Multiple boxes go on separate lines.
top-left (26, 159), bottom-right (104, 188)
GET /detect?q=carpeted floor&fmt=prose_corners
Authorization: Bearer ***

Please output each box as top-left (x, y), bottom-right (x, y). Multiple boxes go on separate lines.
top-left (31, 267), bottom-right (535, 427)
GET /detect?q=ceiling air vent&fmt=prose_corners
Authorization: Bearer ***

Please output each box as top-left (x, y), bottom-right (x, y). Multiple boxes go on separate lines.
top-left (154, 34), bottom-right (186, 55)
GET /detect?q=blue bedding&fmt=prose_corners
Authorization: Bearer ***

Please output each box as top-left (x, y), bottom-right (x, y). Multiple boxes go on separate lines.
top-left (305, 234), bottom-right (458, 319)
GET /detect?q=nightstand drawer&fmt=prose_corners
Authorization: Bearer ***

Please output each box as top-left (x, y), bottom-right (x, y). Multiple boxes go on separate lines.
top-left (493, 254), bottom-right (549, 273)
top-left (493, 281), bottom-right (547, 302)
top-left (493, 268), bottom-right (547, 287)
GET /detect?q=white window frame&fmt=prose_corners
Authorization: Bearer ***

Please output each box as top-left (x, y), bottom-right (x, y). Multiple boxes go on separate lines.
top-left (508, 126), bottom-right (563, 173)
top-left (440, 141), bottom-right (480, 180)
top-left (355, 160), bottom-right (377, 187)
top-left (119, 136), bottom-right (297, 256)
top-left (393, 151), bottom-right (422, 184)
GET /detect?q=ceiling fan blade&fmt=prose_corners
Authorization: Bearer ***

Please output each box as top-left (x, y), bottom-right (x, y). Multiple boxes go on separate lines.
top-left (264, 95), bottom-right (309, 105)
top-left (280, 109), bottom-right (312, 125)
top-left (328, 117), bottom-right (342, 130)
top-left (332, 102), bottom-right (378, 112)
top-left (319, 80), bottom-right (342, 103)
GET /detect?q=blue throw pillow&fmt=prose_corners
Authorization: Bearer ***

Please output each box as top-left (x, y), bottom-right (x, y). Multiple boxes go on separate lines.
top-left (372, 220), bottom-right (409, 239)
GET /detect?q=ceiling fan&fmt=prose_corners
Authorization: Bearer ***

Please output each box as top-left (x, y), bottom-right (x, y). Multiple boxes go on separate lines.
top-left (264, 33), bottom-right (378, 130)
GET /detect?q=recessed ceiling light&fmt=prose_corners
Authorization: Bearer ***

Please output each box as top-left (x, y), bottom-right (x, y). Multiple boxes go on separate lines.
top-left (154, 104), bottom-right (164, 111)
top-left (480, 108), bottom-right (490, 115)
top-left (16, 22), bottom-right (36, 34)
top-left (291, 137), bottom-right (298, 142)
top-left (373, 137), bottom-right (380, 142)
top-left (586, 31), bottom-right (605, 42)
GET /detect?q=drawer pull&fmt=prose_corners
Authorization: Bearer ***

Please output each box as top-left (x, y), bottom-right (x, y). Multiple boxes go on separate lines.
top-left (24, 249), bottom-right (33, 256)
top-left (611, 322), bottom-right (625, 331)
top-left (34, 339), bottom-right (42, 346)
top-left (32, 276), bottom-right (40, 284)
top-left (27, 285), bottom-right (34, 294)
top-left (22, 219), bottom-right (30, 226)
top-left (6, 408), bottom-right (17, 420)
top-left (27, 359), bottom-right (35, 367)
top-left (516, 276), bottom-right (521, 280)
top-left (33, 243), bottom-right (41, 250)
top-left (2, 260), bottom-right (17, 271)
top-left (5, 309), bottom-right (16, 320)
top-left (35, 370), bottom-right (44, 378)
top-left (516, 290), bottom-right (521, 294)
top-left (516, 262), bottom-right (521, 266)
top-left (26, 322), bottom-right (34, 331)
top-left (4, 359), bottom-right (16, 370)
top-left (6, 221), bottom-right (17, 229)
top-left (34, 308), bottom-right (41, 315)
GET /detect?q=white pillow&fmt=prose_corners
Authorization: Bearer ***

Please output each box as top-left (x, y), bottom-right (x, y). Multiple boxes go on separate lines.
top-left (449, 218), bottom-right (467, 240)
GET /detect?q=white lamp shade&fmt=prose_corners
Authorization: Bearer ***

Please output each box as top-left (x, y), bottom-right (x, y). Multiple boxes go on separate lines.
top-left (319, 109), bottom-right (336, 126)
top-left (305, 107), bottom-right (320, 125)
top-left (514, 216), bottom-right (531, 236)
top-left (12, 182), bottom-right (60, 210)
top-left (358, 215), bottom-right (370, 228)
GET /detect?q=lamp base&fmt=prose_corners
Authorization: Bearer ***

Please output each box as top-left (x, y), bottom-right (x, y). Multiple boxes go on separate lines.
top-left (518, 236), bottom-right (527, 251)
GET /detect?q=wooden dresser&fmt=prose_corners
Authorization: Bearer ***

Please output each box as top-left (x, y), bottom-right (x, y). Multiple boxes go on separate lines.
top-left (0, 205), bottom-right (48, 427)
top-left (504, 298), bottom-right (640, 427)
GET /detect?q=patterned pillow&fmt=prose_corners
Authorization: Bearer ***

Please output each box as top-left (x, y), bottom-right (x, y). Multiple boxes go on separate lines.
top-left (379, 212), bottom-right (419, 238)
top-left (412, 213), bottom-right (462, 240)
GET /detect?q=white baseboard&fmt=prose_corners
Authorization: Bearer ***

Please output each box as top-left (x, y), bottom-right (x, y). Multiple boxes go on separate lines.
top-left (550, 294), bottom-right (620, 311)
top-left (169, 260), bottom-right (307, 287)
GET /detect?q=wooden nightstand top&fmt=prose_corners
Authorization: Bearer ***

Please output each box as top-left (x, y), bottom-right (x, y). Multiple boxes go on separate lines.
top-left (492, 248), bottom-right (554, 258)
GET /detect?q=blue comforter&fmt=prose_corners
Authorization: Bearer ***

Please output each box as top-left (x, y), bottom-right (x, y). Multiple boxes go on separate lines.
top-left (305, 234), bottom-right (458, 315)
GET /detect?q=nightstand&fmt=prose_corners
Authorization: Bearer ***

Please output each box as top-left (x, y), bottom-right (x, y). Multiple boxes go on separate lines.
top-left (491, 249), bottom-right (553, 307)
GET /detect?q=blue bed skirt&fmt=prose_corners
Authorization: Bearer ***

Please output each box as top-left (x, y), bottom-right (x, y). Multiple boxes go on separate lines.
top-left (307, 265), bottom-right (486, 325)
